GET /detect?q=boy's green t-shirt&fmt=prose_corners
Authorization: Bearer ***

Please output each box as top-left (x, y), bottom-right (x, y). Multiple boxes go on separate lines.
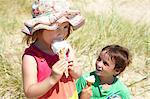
top-left (76, 71), bottom-right (131, 99)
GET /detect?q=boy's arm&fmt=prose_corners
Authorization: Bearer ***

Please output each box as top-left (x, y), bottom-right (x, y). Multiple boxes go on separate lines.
top-left (76, 74), bottom-right (93, 99)
top-left (76, 76), bottom-right (87, 97)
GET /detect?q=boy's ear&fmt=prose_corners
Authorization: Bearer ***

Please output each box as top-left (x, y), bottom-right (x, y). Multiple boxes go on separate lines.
top-left (114, 68), bottom-right (121, 75)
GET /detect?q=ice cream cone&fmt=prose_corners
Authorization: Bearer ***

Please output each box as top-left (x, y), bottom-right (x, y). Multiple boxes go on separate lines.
top-left (51, 40), bottom-right (70, 78)
top-left (58, 48), bottom-right (69, 78)
top-left (86, 75), bottom-right (95, 86)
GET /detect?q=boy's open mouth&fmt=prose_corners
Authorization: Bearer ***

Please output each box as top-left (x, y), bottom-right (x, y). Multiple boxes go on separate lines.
top-left (96, 67), bottom-right (102, 71)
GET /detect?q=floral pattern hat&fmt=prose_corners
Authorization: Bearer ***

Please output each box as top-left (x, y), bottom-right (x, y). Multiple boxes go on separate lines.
top-left (22, 0), bottom-right (85, 35)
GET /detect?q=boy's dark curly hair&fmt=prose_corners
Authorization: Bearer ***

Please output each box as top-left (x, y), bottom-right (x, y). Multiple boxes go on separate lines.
top-left (101, 44), bottom-right (132, 75)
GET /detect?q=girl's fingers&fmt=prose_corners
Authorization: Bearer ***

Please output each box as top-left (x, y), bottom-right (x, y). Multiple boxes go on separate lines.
top-left (68, 61), bottom-right (73, 67)
top-left (68, 61), bottom-right (73, 63)
top-left (53, 60), bottom-right (68, 71)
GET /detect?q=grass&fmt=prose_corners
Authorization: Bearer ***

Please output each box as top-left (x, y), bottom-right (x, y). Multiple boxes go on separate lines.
top-left (0, 0), bottom-right (149, 98)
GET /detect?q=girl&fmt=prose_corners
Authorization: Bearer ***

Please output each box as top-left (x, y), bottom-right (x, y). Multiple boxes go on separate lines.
top-left (21, 0), bottom-right (85, 98)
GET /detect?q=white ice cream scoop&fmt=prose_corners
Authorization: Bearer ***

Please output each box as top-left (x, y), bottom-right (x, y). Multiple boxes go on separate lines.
top-left (51, 40), bottom-right (70, 55)
top-left (86, 75), bottom-right (95, 86)
top-left (51, 40), bottom-right (70, 78)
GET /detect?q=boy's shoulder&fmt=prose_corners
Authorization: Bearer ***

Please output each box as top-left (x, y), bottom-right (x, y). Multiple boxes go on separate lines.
top-left (111, 78), bottom-right (131, 98)
top-left (81, 71), bottom-right (96, 79)
top-left (114, 78), bottom-right (129, 91)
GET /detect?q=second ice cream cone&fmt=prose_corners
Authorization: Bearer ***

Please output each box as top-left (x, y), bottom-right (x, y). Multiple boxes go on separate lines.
top-left (86, 75), bottom-right (95, 86)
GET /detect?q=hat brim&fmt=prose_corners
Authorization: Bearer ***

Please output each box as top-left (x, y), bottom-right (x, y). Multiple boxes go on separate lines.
top-left (32, 15), bottom-right (85, 34)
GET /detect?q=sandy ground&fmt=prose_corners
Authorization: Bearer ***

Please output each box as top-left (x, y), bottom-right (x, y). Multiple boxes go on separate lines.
top-left (86, 0), bottom-right (150, 23)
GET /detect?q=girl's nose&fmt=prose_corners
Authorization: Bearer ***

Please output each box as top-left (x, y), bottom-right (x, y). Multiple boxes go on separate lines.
top-left (56, 32), bottom-right (64, 39)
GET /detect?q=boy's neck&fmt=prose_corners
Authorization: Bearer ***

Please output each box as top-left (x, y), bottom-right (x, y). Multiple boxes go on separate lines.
top-left (99, 76), bottom-right (115, 85)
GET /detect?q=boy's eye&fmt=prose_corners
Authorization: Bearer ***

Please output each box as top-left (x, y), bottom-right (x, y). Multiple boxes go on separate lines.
top-left (97, 57), bottom-right (101, 61)
top-left (103, 61), bottom-right (109, 66)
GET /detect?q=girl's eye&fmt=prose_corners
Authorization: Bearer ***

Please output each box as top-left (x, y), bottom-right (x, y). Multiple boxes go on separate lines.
top-left (64, 25), bottom-right (69, 29)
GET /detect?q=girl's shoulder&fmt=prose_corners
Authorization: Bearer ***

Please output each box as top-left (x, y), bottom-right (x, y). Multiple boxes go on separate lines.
top-left (23, 43), bottom-right (41, 57)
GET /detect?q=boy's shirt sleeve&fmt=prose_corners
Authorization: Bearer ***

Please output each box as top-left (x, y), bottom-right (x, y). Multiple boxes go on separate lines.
top-left (76, 76), bottom-right (87, 97)
top-left (114, 80), bottom-right (132, 99)
top-left (119, 88), bottom-right (132, 99)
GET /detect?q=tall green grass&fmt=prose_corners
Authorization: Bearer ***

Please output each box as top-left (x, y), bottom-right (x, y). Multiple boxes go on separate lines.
top-left (69, 11), bottom-right (149, 68)
top-left (0, 0), bottom-right (32, 98)
top-left (0, 0), bottom-right (149, 98)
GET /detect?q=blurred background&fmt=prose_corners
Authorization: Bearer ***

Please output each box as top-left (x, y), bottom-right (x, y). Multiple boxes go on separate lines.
top-left (0, 0), bottom-right (149, 98)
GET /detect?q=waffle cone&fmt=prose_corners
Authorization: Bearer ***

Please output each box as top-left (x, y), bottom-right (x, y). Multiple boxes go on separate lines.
top-left (58, 48), bottom-right (69, 78)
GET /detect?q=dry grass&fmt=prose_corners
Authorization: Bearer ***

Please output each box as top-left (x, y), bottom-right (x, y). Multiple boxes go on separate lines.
top-left (0, 0), bottom-right (149, 98)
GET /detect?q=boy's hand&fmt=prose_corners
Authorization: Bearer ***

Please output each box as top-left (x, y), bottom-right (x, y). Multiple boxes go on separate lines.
top-left (52, 59), bottom-right (68, 81)
top-left (80, 85), bottom-right (92, 99)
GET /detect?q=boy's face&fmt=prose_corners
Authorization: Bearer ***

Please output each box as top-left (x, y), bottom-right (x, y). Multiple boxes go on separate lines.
top-left (95, 51), bottom-right (119, 78)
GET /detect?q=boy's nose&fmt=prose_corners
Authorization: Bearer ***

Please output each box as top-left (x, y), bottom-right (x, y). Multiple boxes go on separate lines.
top-left (96, 61), bottom-right (103, 71)
top-left (96, 61), bottom-right (102, 67)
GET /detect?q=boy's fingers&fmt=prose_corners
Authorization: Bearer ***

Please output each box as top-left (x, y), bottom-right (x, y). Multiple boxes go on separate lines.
top-left (84, 85), bottom-right (92, 91)
top-left (82, 86), bottom-right (92, 96)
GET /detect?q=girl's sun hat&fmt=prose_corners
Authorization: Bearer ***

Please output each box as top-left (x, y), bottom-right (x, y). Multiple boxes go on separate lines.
top-left (22, 0), bottom-right (85, 35)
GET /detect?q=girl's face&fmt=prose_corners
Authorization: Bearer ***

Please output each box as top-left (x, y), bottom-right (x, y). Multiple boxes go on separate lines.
top-left (95, 51), bottom-right (119, 78)
top-left (56, 22), bottom-right (70, 39)
top-left (39, 22), bottom-right (70, 45)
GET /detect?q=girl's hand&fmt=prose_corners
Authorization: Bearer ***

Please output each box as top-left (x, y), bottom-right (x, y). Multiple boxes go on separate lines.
top-left (52, 59), bottom-right (68, 82)
top-left (67, 46), bottom-right (82, 79)
top-left (80, 85), bottom-right (92, 99)
top-left (67, 45), bottom-right (75, 62)
top-left (68, 64), bottom-right (81, 79)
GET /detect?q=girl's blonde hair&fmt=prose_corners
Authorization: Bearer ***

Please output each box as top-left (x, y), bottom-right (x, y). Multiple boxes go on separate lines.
top-left (22, 30), bottom-right (43, 45)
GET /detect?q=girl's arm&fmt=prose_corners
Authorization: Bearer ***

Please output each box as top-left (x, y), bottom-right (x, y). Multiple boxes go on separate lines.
top-left (22, 55), bottom-right (68, 98)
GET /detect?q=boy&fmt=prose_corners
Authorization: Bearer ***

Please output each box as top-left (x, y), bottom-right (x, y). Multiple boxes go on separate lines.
top-left (76, 45), bottom-right (132, 99)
